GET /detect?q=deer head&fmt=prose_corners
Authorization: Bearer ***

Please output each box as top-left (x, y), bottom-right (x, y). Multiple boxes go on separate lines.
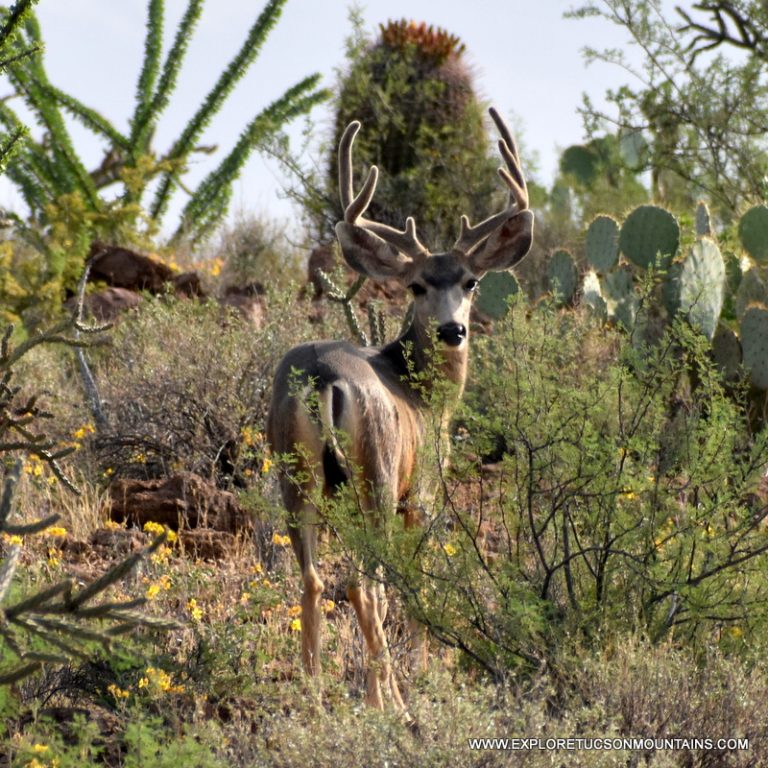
top-left (334, 107), bottom-right (534, 349)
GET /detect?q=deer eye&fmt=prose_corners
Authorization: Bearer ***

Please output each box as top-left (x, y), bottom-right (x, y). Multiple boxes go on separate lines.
top-left (409, 282), bottom-right (427, 297)
top-left (464, 278), bottom-right (479, 293)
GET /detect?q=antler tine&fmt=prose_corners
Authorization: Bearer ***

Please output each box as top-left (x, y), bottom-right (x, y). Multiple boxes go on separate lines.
top-left (338, 119), bottom-right (429, 261)
top-left (454, 108), bottom-right (529, 255)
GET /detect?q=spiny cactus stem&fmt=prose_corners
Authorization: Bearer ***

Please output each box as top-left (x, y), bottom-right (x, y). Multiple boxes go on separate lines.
top-left (315, 268), bottom-right (345, 301)
top-left (344, 302), bottom-right (368, 346)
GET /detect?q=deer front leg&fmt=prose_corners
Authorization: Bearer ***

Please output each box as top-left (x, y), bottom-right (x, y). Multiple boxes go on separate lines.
top-left (402, 503), bottom-right (429, 675)
top-left (347, 578), bottom-right (405, 711)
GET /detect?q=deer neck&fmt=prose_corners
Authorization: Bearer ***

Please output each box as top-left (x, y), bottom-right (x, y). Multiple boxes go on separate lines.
top-left (383, 321), bottom-right (469, 405)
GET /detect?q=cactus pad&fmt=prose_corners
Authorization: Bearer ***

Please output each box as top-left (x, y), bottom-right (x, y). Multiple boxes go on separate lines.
top-left (735, 266), bottom-right (768, 320)
top-left (548, 249), bottom-right (578, 304)
top-left (585, 215), bottom-right (620, 272)
top-left (602, 266), bottom-right (638, 331)
top-left (738, 205), bottom-right (768, 264)
top-left (475, 270), bottom-right (519, 319)
top-left (619, 205), bottom-right (679, 270)
top-left (676, 238), bottom-right (725, 340)
top-left (740, 305), bottom-right (768, 389)
top-left (582, 270), bottom-right (606, 318)
top-left (712, 323), bottom-right (742, 382)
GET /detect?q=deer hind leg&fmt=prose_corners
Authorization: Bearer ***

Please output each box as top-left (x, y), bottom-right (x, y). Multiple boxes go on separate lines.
top-left (288, 515), bottom-right (324, 677)
top-left (275, 396), bottom-right (327, 678)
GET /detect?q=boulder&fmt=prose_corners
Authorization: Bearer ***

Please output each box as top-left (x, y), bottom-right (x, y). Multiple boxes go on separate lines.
top-left (89, 242), bottom-right (174, 293)
top-left (108, 472), bottom-right (251, 534)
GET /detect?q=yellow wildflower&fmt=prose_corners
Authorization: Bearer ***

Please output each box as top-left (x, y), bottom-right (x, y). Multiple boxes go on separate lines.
top-left (261, 457), bottom-right (273, 474)
top-left (442, 542), bottom-right (458, 557)
top-left (1, 532), bottom-right (23, 546)
top-left (290, 618), bottom-right (302, 632)
top-left (146, 583), bottom-right (161, 600)
top-left (138, 666), bottom-right (184, 694)
top-left (252, 562), bottom-right (263, 574)
top-left (103, 519), bottom-right (123, 531)
top-left (107, 683), bottom-right (130, 700)
top-left (46, 549), bottom-right (60, 568)
top-left (322, 599), bottom-right (335, 614)
top-left (143, 521), bottom-right (165, 536)
top-left (240, 592), bottom-right (251, 604)
top-left (188, 598), bottom-right (204, 621)
top-left (45, 526), bottom-right (67, 538)
top-left (241, 426), bottom-right (262, 447)
top-left (32, 744), bottom-right (49, 754)
top-left (728, 626), bottom-right (743, 639)
top-left (287, 604), bottom-right (302, 617)
top-left (72, 423), bottom-right (95, 441)
top-left (272, 532), bottom-right (290, 547)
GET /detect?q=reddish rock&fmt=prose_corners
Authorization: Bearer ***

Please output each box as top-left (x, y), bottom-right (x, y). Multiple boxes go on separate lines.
top-left (108, 472), bottom-right (251, 534)
top-left (68, 286), bottom-right (141, 322)
top-left (89, 242), bottom-right (174, 293)
top-left (219, 282), bottom-right (265, 328)
top-left (179, 528), bottom-right (238, 560)
top-left (172, 271), bottom-right (206, 298)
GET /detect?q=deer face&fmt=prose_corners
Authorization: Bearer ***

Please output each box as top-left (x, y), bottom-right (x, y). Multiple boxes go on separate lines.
top-left (406, 253), bottom-right (479, 348)
top-left (334, 108), bottom-right (534, 351)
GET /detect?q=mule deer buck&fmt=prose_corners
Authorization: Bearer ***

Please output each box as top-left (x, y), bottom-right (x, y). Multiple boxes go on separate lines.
top-left (267, 108), bottom-right (533, 709)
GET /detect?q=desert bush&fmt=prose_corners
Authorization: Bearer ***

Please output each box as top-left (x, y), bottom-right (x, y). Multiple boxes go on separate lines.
top-left (0, 315), bottom-right (174, 687)
top-left (91, 290), bottom-right (330, 487)
top-left (310, 298), bottom-right (768, 678)
top-left (215, 211), bottom-right (304, 291)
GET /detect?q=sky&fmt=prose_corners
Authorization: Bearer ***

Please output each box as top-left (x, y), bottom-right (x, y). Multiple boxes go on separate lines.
top-left (0, 0), bottom-right (640, 237)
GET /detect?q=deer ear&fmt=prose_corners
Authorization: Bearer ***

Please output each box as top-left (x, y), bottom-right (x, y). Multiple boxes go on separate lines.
top-left (467, 210), bottom-right (534, 274)
top-left (335, 221), bottom-right (415, 281)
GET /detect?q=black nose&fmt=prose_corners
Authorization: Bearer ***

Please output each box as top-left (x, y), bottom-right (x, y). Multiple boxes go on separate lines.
top-left (437, 322), bottom-right (467, 346)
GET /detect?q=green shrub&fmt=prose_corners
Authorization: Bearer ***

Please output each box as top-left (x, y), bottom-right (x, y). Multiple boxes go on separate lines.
top-left (92, 291), bottom-right (329, 486)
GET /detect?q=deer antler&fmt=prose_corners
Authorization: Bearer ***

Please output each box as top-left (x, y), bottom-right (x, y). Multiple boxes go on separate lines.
top-left (338, 121), bottom-right (429, 262)
top-left (453, 108), bottom-right (530, 256)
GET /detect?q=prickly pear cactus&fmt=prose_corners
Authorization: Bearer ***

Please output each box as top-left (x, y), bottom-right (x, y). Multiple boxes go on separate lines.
top-left (712, 323), bottom-right (742, 382)
top-left (674, 238), bottom-right (725, 340)
top-left (738, 205), bottom-right (768, 264)
top-left (548, 249), bottom-right (578, 305)
top-left (740, 305), bottom-right (768, 389)
top-left (585, 215), bottom-right (619, 272)
top-left (735, 267), bottom-right (768, 321)
top-left (475, 270), bottom-right (519, 319)
top-left (602, 266), bottom-right (639, 331)
top-left (619, 205), bottom-right (680, 270)
top-left (695, 201), bottom-right (713, 237)
top-left (582, 270), bottom-right (606, 318)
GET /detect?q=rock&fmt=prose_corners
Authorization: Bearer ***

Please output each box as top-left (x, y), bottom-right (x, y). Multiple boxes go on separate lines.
top-left (66, 286), bottom-right (141, 322)
top-left (219, 282), bottom-right (265, 328)
top-left (89, 242), bottom-right (174, 293)
top-left (179, 528), bottom-right (237, 560)
top-left (108, 472), bottom-right (251, 534)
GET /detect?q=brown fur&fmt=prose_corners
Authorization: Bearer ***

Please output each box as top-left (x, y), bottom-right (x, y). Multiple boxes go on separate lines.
top-left (266, 110), bottom-right (533, 712)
